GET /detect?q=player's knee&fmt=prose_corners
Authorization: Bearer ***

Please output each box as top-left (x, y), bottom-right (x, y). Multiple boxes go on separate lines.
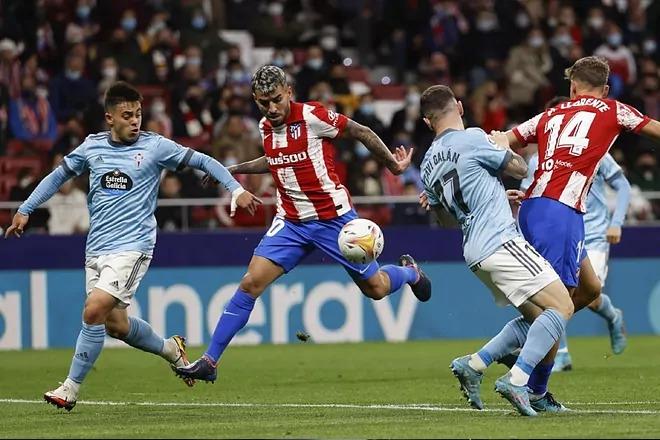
top-left (82, 304), bottom-right (108, 325)
top-left (556, 297), bottom-right (574, 320)
top-left (239, 272), bottom-right (267, 296)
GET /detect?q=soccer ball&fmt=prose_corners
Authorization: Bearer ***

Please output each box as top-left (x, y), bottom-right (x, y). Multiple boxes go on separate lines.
top-left (338, 218), bottom-right (384, 264)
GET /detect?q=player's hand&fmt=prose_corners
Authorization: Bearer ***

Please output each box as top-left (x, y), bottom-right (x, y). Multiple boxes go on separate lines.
top-left (489, 130), bottom-right (510, 149)
top-left (201, 173), bottom-right (219, 188)
top-left (391, 146), bottom-right (413, 175)
top-left (419, 192), bottom-right (431, 211)
top-left (5, 212), bottom-right (29, 238)
top-left (606, 225), bottom-right (622, 244)
top-left (506, 189), bottom-right (525, 206)
top-left (230, 188), bottom-right (263, 217)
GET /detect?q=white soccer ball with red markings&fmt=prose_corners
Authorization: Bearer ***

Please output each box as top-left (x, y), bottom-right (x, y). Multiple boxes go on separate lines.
top-left (338, 218), bottom-right (384, 264)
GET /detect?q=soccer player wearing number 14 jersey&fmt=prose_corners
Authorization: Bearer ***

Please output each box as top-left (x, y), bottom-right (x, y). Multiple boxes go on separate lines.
top-left (505, 56), bottom-right (660, 411)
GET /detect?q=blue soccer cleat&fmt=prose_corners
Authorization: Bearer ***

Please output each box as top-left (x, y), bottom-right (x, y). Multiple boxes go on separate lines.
top-left (494, 372), bottom-right (537, 416)
top-left (609, 308), bottom-right (627, 355)
top-left (172, 355), bottom-right (217, 383)
top-left (530, 391), bottom-right (569, 413)
top-left (450, 355), bottom-right (484, 410)
top-left (399, 254), bottom-right (432, 302)
top-left (551, 351), bottom-right (573, 372)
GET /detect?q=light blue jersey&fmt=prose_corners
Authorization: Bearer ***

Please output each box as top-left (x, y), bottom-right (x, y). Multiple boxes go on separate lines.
top-left (421, 128), bottom-right (519, 267)
top-left (521, 152), bottom-right (629, 253)
top-left (19, 131), bottom-right (240, 257)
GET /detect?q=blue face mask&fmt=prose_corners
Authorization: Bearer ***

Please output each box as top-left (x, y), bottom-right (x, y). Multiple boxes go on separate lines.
top-left (608, 33), bottom-right (622, 47)
top-left (65, 69), bottom-right (82, 80)
top-left (192, 15), bottom-right (206, 29)
top-left (307, 58), bottom-right (323, 70)
top-left (360, 103), bottom-right (375, 115)
top-left (121, 17), bottom-right (137, 32)
top-left (77, 5), bottom-right (91, 19)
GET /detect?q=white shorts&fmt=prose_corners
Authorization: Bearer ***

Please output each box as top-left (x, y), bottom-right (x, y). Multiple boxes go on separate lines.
top-left (472, 237), bottom-right (560, 307)
top-left (85, 251), bottom-right (152, 308)
top-left (586, 248), bottom-right (609, 287)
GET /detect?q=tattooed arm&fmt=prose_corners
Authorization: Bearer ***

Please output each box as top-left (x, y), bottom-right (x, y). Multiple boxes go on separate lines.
top-left (343, 119), bottom-right (412, 175)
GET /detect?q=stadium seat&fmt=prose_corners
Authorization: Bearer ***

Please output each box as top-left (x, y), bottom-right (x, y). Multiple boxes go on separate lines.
top-left (0, 156), bottom-right (43, 176)
top-left (370, 84), bottom-right (406, 100)
top-left (0, 175), bottom-right (17, 201)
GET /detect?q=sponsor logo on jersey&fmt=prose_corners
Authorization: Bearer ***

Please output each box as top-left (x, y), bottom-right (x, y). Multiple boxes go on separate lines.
top-left (267, 151), bottom-right (308, 166)
top-left (101, 169), bottom-right (133, 193)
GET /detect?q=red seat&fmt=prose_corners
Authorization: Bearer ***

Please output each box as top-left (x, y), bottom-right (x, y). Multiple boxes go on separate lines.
top-left (0, 156), bottom-right (43, 176)
top-left (370, 84), bottom-right (406, 100)
top-left (0, 175), bottom-right (18, 201)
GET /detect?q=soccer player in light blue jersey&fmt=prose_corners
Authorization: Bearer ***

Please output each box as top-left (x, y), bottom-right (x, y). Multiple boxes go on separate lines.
top-left (521, 151), bottom-right (630, 372)
top-left (418, 85), bottom-right (574, 416)
top-left (4, 82), bottom-right (262, 411)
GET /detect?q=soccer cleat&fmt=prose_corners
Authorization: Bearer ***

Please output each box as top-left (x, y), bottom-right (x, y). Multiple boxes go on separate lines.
top-left (44, 382), bottom-right (77, 411)
top-left (168, 335), bottom-right (195, 387)
top-left (608, 308), bottom-right (627, 355)
top-left (450, 355), bottom-right (484, 410)
top-left (172, 355), bottom-right (217, 383)
top-left (551, 351), bottom-right (573, 372)
top-left (530, 391), bottom-right (569, 413)
top-left (399, 254), bottom-right (432, 302)
top-left (494, 372), bottom-right (537, 416)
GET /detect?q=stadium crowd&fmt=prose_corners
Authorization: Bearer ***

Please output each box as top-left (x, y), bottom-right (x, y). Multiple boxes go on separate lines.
top-left (0, 0), bottom-right (658, 233)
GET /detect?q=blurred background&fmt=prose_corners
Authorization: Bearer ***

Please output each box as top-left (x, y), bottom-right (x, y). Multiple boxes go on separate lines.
top-left (0, 0), bottom-right (659, 234)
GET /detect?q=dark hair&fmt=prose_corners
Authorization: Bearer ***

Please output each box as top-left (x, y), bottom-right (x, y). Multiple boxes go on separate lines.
top-left (104, 81), bottom-right (142, 111)
top-left (565, 56), bottom-right (610, 88)
top-left (251, 65), bottom-right (287, 95)
top-left (420, 85), bottom-right (456, 121)
top-left (544, 96), bottom-right (569, 109)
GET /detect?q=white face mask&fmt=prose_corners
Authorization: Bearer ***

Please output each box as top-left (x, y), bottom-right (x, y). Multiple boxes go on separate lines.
top-left (588, 16), bottom-right (604, 30)
top-left (320, 36), bottom-right (337, 51)
top-left (102, 66), bottom-right (117, 78)
top-left (528, 36), bottom-right (544, 48)
top-left (151, 101), bottom-right (166, 115)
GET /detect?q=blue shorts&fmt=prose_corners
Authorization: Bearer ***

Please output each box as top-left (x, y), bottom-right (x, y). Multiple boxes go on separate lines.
top-left (254, 210), bottom-right (379, 281)
top-left (518, 197), bottom-right (586, 288)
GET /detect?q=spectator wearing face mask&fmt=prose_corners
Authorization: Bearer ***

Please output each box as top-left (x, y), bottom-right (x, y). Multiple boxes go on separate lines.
top-left (595, 22), bottom-right (637, 86)
top-left (629, 151), bottom-right (660, 219)
top-left (8, 74), bottom-right (57, 154)
top-left (47, 52), bottom-right (96, 123)
top-left (352, 93), bottom-right (387, 142)
top-left (180, 7), bottom-right (229, 72)
top-left (295, 45), bottom-right (328, 102)
top-left (65, 0), bottom-right (100, 45)
top-left (47, 178), bottom-right (89, 235)
top-left (10, 167), bottom-right (49, 233)
top-left (504, 27), bottom-right (552, 112)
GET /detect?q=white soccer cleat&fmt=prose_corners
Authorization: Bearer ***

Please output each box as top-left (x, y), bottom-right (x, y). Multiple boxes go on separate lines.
top-left (44, 382), bottom-right (78, 411)
top-left (167, 335), bottom-right (195, 387)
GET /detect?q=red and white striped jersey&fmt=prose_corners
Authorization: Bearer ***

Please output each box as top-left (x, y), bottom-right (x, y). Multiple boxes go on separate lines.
top-left (259, 101), bottom-right (352, 221)
top-left (512, 96), bottom-right (650, 212)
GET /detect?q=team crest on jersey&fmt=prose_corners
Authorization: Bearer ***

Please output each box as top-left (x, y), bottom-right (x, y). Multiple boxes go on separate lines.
top-left (134, 152), bottom-right (144, 168)
top-left (101, 169), bottom-right (133, 194)
top-left (289, 123), bottom-right (302, 140)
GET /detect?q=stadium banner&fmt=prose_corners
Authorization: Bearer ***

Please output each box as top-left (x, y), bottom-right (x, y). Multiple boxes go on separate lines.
top-left (2, 258), bottom-right (660, 349)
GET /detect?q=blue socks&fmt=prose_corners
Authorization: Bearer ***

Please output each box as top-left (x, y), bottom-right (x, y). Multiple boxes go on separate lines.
top-left (513, 309), bottom-right (566, 381)
top-left (381, 265), bottom-right (418, 293)
top-left (205, 289), bottom-right (256, 363)
top-left (122, 316), bottom-right (165, 355)
top-left (593, 293), bottom-right (617, 322)
top-left (67, 322), bottom-right (106, 384)
top-left (528, 362), bottom-right (554, 396)
top-left (477, 316), bottom-right (530, 367)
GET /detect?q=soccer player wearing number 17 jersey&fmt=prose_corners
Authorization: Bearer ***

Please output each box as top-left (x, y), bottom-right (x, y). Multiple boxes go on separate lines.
top-left (505, 56), bottom-right (660, 411)
top-left (419, 85), bottom-right (574, 416)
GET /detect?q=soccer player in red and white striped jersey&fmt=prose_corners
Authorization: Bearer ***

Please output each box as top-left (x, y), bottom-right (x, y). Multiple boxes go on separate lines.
top-left (502, 56), bottom-right (660, 412)
top-left (175, 65), bottom-right (433, 383)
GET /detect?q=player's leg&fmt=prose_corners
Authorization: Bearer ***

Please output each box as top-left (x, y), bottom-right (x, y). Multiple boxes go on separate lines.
top-left (312, 210), bottom-right (431, 301)
top-left (583, 249), bottom-right (627, 354)
top-left (174, 218), bottom-right (310, 382)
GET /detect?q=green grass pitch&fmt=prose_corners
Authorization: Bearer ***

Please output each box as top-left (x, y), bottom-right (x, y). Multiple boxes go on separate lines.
top-left (1, 336), bottom-right (659, 438)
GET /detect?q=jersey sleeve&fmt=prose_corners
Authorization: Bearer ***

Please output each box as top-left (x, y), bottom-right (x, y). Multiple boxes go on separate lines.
top-left (520, 153), bottom-right (538, 192)
top-left (468, 129), bottom-right (512, 172)
top-left (157, 137), bottom-right (194, 171)
top-left (598, 153), bottom-right (623, 182)
top-left (616, 101), bottom-right (651, 133)
top-left (61, 142), bottom-right (89, 176)
top-left (307, 103), bottom-right (348, 139)
top-left (512, 112), bottom-right (543, 146)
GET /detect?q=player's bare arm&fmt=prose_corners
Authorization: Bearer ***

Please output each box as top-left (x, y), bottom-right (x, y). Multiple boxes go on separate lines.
top-left (202, 156), bottom-right (269, 186)
top-left (640, 119), bottom-right (660, 142)
top-left (504, 130), bottom-right (525, 150)
top-left (343, 119), bottom-right (412, 175)
top-left (501, 151), bottom-right (528, 180)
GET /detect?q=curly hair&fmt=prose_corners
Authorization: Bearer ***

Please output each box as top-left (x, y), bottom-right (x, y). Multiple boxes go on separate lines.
top-left (251, 65), bottom-right (288, 95)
